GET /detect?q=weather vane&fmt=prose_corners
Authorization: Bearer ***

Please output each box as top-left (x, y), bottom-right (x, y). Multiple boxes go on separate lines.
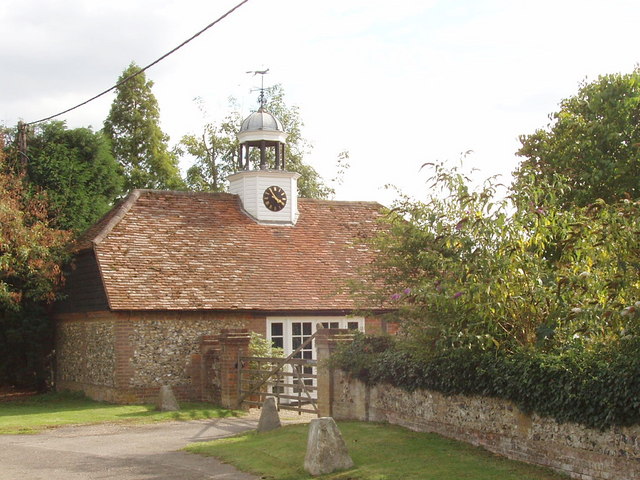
top-left (246, 68), bottom-right (269, 109)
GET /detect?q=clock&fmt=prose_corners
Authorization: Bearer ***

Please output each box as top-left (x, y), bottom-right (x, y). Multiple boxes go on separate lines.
top-left (263, 185), bottom-right (287, 212)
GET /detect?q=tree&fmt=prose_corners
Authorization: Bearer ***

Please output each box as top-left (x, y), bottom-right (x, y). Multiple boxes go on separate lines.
top-left (0, 143), bottom-right (71, 388)
top-left (10, 121), bottom-right (123, 233)
top-left (514, 68), bottom-right (640, 206)
top-left (259, 84), bottom-right (332, 199)
top-left (354, 161), bottom-right (640, 353)
top-left (177, 100), bottom-right (240, 192)
top-left (103, 62), bottom-right (184, 192)
top-left (179, 85), bottom-right (333, 199)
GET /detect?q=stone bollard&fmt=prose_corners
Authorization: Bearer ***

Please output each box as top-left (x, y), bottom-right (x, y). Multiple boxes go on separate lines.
top-left (257, 396), bottom-right (281, 433)
top-left (304, 417), bottom-right (354, 476)
top-left (156, 385), bottom-right (180, 412)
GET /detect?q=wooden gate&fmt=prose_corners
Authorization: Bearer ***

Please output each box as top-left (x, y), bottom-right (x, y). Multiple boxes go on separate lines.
top-left (237, 329), bottom-right (320, 415)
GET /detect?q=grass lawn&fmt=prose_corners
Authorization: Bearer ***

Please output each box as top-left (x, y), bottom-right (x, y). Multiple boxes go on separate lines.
top-left (0, 391), bottom-right (238, 434)
top-left (185, 421), bottom-right (568, 480)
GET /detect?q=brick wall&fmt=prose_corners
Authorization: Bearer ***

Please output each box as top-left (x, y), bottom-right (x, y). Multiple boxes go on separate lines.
top-left (330, 370), bottom-right (640, 480)
top-left (364, 316), bottom-right (399, 335)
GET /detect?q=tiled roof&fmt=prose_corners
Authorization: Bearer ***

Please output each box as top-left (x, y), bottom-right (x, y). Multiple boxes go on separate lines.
top-left (78, 190), bottom-right (385, 311)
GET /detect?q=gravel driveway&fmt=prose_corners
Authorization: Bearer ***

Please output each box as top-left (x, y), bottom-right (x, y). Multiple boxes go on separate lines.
top-left (0, 411), bottom-right (308, 480)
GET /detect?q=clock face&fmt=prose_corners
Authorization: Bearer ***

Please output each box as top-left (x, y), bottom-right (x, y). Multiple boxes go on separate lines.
top-left (263, 185), bottom-right (287, 212)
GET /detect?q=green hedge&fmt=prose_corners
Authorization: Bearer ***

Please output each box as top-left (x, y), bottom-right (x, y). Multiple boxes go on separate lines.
top-left (330, 334), bottom-right (640, 430)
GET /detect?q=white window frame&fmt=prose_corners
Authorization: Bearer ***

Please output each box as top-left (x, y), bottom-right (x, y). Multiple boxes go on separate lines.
top-left (266, 316), bottom-right (365, 359)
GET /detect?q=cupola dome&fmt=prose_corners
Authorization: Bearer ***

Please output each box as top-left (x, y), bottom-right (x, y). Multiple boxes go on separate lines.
top-left (238, 108), bottom-right (286, 140)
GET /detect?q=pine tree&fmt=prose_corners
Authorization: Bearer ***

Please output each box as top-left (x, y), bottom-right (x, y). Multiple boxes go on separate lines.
top-left (103, 62), bottom-right (184, 192)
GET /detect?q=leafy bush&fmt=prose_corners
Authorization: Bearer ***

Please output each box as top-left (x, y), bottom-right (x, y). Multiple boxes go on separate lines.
top-left (353, 161), bottom-right (640, 353)
top-left (248, 332), bottom-right (284, 359)
top-left (246, 333), bottom-right (284, 387)
top-left (332, 333), bottom-right (640, 430)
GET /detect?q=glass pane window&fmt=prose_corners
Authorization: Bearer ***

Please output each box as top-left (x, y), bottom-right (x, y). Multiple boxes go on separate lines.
top-left (271, 322), bottom-right (284, 349)
top-left (321, 321), bottom-right (340, 329)
top-left (271, 323), bottom-right (283, 336)
top-left (292, 322), bottom-right (313, 359)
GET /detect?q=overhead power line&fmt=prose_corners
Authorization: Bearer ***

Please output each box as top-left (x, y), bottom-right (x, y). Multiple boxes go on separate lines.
top-left (26, 0), bottom-right (251, 126)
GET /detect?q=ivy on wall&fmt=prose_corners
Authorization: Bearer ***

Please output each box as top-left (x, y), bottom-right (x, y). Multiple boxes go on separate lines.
top-left (330, 333), bottom-right (640, 430)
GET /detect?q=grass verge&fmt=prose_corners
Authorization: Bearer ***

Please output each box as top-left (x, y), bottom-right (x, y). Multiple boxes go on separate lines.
top-left (0, 391), bottom-right (238, 434)
top-left (185, 421), bottom-right (568, 480)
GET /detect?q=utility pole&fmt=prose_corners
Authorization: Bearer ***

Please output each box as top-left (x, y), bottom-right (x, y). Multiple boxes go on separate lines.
top-left (17, 121), bottom-right (28, 170)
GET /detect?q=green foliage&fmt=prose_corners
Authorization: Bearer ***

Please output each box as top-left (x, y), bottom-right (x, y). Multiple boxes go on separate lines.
top-left (176, 99), bottom-right (240, 192)
top-left (331, 334), bottom-right (640, 430)
top-left (0, 159), bottom-right (70, 310)
top-left (249, 332), bottom-right (284, 359)
top-left (247, 332), bottom-right (284, 388)
top-left (260, 85), bottom-right (332, 199)
top-left (356, 161), bottom-right (640, 352)
top-left (514, 68), bottom-right (640, 206)
top-left (0, 150), bottom-right (70, 388)
top-left (103, 62), bottom-right (184, 192)
top-left (179, 85), bottom-right (332, 199)
top-left (12, 121), bottom-right (123, 232)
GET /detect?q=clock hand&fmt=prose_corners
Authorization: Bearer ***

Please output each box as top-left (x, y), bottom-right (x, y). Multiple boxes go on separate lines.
top-left (269, 188), bottom-right (285, 205)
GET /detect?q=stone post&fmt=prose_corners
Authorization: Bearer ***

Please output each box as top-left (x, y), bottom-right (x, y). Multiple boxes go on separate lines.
top-left (217, 329), bottom-right (251, 409)
top-left (304, 417), bottom-right (354, 476)
top-left (316, 328), bottom-right (354, 418)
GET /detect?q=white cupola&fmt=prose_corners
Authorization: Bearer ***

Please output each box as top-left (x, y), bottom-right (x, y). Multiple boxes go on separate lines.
top-left (228, 90), bottom-right (300, 225)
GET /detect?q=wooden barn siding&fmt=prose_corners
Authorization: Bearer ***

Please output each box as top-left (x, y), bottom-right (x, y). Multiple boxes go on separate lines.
top-left (56, 250), bottom-right (110, 314)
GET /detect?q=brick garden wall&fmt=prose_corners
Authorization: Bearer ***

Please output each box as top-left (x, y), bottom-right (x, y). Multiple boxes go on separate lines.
top-left (55, 311), bottom-right (264, 403)
top-left (329, 370), bottom-right (639, 480)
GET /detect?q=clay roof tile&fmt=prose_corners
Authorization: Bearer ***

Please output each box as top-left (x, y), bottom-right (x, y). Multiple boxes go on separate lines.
top-left (80, 190), bottom-right (385, 312)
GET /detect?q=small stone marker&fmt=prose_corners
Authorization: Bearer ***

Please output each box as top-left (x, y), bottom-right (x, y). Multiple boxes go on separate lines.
top-left (257, 396), bottom-right (281, 432)
top-left (156, 385), bottom-right (180, 412)
top-left (304, 417), bottom-right (354, 476)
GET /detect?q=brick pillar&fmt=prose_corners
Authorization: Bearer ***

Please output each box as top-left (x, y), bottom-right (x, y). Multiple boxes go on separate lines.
top-left (217, 329), bottom-right (251, 409)
top-left (114, 312), bottom-right (137, 402)
top-left (316, 328), bottom-right (354, 417)
top-left (198, 335), bottom-right (221, 403)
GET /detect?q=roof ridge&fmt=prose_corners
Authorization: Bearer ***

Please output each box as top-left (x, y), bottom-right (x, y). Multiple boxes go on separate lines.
top-left (93, 190), bottom-right (142, 246)
top-left (299, 197), bottom-right (384, 207)
top-left (135, 189), bottom-right (236, 198)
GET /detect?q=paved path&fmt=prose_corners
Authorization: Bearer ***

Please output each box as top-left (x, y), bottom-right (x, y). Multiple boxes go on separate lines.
top-left (0, 411), bottom-right (310, 480)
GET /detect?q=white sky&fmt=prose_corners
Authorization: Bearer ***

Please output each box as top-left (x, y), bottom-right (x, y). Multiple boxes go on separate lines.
top-left (1, 0), bottom-right (639, 206)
